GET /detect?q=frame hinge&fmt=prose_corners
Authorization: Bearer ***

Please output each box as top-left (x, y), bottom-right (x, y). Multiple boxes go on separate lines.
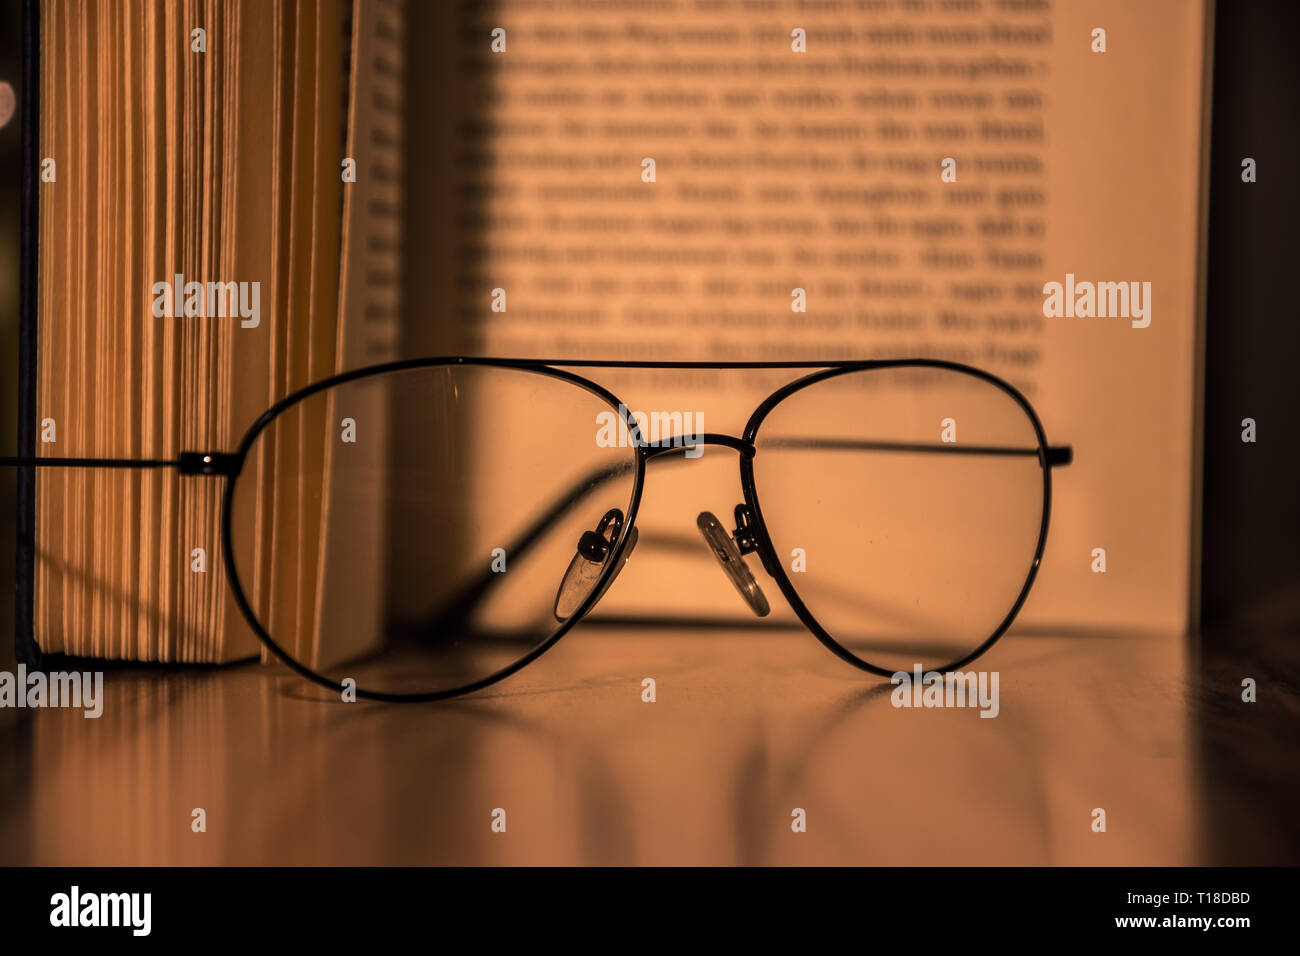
top-left (1046, 445), bottom-right (1074, 467)
top-left (178, 451), bottom-right (241, 476)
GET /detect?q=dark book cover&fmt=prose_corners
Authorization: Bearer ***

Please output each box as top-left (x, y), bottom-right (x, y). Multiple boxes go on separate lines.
top-left (14, 0), bottom-right (39, 665)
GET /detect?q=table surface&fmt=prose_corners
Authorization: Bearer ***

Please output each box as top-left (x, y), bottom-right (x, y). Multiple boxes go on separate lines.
top-left (0, 620), bottom-right (1295, 866)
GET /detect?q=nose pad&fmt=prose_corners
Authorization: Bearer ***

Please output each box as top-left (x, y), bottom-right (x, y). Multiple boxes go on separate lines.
top-left (554, 509), bottom-right (639, 622)
top-left (696, 511), bottom-right (770, 617)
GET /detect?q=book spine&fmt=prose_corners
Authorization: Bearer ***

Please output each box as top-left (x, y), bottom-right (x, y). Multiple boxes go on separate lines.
top-left (15, 0), bottom-right (40, 665)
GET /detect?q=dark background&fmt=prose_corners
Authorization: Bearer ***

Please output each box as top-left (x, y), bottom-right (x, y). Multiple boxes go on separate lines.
top-left (1, 0), bottom-right (21, 682)
top-left (1196, 0), bottom-right (1300, 864)
top-left (1200, 0), bottom-right (1300, 633)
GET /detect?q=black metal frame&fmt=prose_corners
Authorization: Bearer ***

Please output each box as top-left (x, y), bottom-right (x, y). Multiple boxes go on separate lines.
top-left (4, 356), bottom-right (1072, 702)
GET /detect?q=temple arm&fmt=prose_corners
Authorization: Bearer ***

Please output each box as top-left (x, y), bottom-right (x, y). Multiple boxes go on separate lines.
top-left (0, 451), bottom-right (241, 473)
top-left (760, 438), bottom-right (1073, 467)
top-left (0, 455), bottom-right (178, 468)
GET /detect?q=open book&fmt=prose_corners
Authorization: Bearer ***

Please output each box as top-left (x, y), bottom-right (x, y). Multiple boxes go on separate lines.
top-left (403, 0), bottom-right (1211, 638)
top-left (22, 0), bottom-right (1209, 664)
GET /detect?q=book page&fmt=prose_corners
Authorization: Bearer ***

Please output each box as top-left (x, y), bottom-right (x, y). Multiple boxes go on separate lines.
top-left (36, 0), bottom-right (348, 662)
top-left (312, 0), bottom-right (405, 670)
top-left (405, 0), bottom-right (1208, 635)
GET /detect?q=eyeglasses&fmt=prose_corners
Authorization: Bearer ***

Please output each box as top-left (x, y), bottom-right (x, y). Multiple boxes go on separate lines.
top-left (7, 357), bottom-right (1072, 702)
